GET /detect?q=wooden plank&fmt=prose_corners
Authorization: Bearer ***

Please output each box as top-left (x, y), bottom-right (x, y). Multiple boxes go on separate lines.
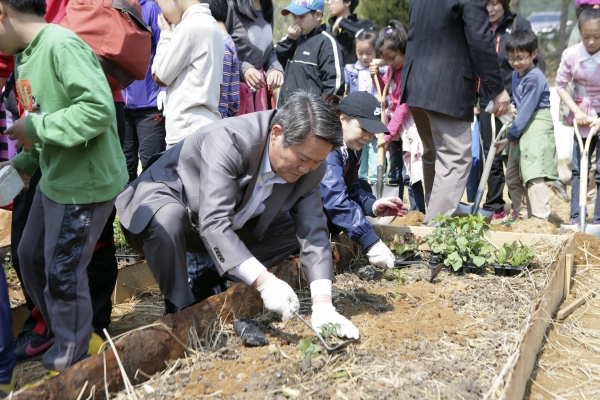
top-left (372, 224), bottom-right (565, 247)
top-left (564, 254), bottom-right (573, 298)
top-left (557, 288), bottom-right (598, 320)
top-left (112, 260), bottom-right (158, 305)
top-left (495, 236), bottom-right (574, 399)
top-left (11, 305), bottom-right (29, 337)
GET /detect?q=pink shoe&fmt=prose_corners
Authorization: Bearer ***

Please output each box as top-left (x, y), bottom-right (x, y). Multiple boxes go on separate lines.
top-left (493, 210), bottom-right (507, 219)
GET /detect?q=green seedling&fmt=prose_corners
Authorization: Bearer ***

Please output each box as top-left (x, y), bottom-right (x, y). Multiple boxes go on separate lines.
top-left (493, 240), bottom-right (535, 267)
top-left (3, 251), bottom-right (12, 270)
top-left (425, 213), bottom-right (495, 271)
top-left (385, 232), bottom-right (425, 259)
top-left (298, 337), bottom-right (322, 360)
top-left (319, 323), bottom-right (342, 339)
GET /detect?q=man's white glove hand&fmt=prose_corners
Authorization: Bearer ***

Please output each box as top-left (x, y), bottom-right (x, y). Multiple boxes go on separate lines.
top-left (157, 91), bottom-right (166, 115)
top-left (367, 240), bottom-right (395, 269)
top-left (256, 273), bottom-right (299, 319)
top-left (485, 101), bottom-right (516, 125)
top-left (311, 302), bottom-right (360, 340)
top-left (372, 197), bottom-right (408, 217)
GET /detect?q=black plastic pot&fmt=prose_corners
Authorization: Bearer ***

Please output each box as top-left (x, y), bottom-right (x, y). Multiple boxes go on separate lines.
top-left (491, 262), bottom-right (531, 276)
top-left (462, 263), bottom-right (486, 275)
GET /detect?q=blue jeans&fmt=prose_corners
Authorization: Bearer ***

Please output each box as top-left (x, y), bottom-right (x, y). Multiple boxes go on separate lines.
top-left (0, 264), bottom-right (16, 383)
top-left (388, 141), bottom-right (426, 212)
top-left (570, 134), bottom-right (600, 222)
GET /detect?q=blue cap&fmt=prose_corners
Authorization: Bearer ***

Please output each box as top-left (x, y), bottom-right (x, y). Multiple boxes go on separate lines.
top-left (281, 0), bottom-right (324, 16)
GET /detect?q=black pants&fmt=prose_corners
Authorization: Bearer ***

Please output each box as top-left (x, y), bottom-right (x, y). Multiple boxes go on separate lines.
top-left (123, 107), bottom-right (166, 182)
top-left (388, 140), bottom-right (426, 212)
top-left (478, 108), bottom-right (506, 213)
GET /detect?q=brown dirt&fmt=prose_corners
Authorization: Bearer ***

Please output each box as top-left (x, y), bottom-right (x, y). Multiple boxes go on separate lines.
top-left (0, 209), bottom-right (11, 247)
top-left (118, 251), bottom-right (562, 400)
top-left (527, 233), bottom-right (600, 399)
top-left (491, 218), bottom-right (560, 235)
top-left (574, 232), bottom-right (600, 264)
top-left (390, 210), bottom-right (425, 227)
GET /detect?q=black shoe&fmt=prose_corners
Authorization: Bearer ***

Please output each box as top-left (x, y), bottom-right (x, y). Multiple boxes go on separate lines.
top-left (547, 181), bottom-right (570, 203)
top-left (14, 330), bottom-right (53, 364)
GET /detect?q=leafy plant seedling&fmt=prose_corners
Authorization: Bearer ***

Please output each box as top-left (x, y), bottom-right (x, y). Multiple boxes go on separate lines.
top-left (385, 232), bottom-right (425, 259)
top-left (298, 337), bottom-right (322, 360)
top-left (319, 323), bottom-right (342, 339)
top-left (425, 213), bottom-right (495, 271)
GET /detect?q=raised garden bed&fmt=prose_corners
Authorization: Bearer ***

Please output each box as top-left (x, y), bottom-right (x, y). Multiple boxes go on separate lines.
top-left (7, 226), bottom-right (574, 399)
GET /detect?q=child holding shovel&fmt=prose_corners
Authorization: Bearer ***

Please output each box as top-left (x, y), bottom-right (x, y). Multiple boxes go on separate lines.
top-left (320, 92), bottom-right (408, 270)
top-left (557, 6), bottom-right (600, 225)
top-left (494, 29), bottom-right (558, 220)
top-left (370, 20), bottom-right (425, 212)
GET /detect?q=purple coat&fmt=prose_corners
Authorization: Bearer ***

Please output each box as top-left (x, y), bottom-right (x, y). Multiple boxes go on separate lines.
top-left (122, 0), bottom-right (164, 110)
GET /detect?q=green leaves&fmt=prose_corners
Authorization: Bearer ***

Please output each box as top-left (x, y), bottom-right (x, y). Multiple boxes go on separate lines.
top-left (426, 213), bottom-right (495, 271)
top-left (493, 241), bottom-right (535, 267)
top-left (298, 338), bottom-right (322, 360)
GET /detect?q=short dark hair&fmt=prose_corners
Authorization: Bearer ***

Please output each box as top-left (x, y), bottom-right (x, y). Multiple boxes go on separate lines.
top-left (206, 0), bottom-right (227, 23)
top-left (1, 0), bottom-right (46, 16)
top-left (270, 91), bottom-right (343, 148)
top-left (506, 29), bottom-right (538, 54)
top-left (376, 20), bottom-right (408, 55)
top-left (234, 0), bottom-right (274, 25)
top-left (579, 6), bottom-right (600, 29)
top-left (348, 0), bottom-right (359, 14)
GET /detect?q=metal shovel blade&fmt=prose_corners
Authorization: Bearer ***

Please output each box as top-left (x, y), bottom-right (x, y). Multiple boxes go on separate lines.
top-left (293, 311), bottom-right (357, 353)
top-left (395, 260), bottom-right (445, 282)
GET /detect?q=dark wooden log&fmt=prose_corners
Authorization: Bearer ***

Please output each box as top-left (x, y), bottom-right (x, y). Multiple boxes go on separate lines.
top-left (13, 260), bottom-right (301, 400)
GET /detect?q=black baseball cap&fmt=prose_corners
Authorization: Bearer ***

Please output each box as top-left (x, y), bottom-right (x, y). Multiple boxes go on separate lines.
top-left (338, 92), bottom-right (390, 134)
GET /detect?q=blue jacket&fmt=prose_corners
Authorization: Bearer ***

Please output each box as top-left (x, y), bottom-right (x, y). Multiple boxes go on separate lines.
top-left (320, 145), bottom-right (379, 250)
top-left (344, 61), bottom-right (386, 96)
top-left (122, 0), bottom-right (165, 110)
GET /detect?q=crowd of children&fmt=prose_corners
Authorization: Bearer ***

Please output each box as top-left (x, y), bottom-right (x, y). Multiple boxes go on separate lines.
top-left (2, 0), bottom-right (600, 396)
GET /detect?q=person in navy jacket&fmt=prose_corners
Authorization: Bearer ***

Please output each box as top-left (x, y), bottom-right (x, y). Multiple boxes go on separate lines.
top-left (321, 92), bottom-right (408, 269)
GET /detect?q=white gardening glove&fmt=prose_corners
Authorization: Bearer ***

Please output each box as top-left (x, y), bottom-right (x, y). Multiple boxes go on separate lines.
top-left (311, 302), bottom-right (360, 340)
top-left (372, 197), bottom-right (408, 217)
top-left (256, 273), bottom-right (299, 319)
top-left (157, 91), bottom-right (166, 115)
top-left (367, 240), bottom-right (395, 269)
top-left (485, 101), bottom-right (516, 125)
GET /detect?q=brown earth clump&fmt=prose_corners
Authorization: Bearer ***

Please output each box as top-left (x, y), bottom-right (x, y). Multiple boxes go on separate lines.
top-left (491, 218), bottom-right (560, 235)
top-left (574, 232), bottom-right (600, 264)
top-left (390, 210), bottom-right (425, 227)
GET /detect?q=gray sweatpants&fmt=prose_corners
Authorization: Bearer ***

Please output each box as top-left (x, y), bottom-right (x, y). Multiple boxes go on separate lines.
top-left (18, 187), bottom-right (116, 371)
top-left (122, 201), bottom-right (300, 310)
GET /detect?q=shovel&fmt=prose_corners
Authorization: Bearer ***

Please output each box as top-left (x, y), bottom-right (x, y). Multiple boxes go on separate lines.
top-left (560, 121), bottom-right (600, 236)
top-left (372, 59), bottom-right (393, 199)
top-left (455, 114), bottom-right (510, 217)
top-left (293, 311), bottom-right (357, 353)
top-left (394, 259), bottom-right (445, 282)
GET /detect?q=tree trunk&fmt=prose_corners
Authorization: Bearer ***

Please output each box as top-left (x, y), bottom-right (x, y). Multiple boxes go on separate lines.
top-left (12, 260), bottom-right (303, 400)
top-left (558, 0), bottom-right (571, 56)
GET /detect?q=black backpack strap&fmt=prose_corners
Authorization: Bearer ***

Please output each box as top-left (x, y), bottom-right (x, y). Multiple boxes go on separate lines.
top-left (112, 0), bottom-right (151, 32)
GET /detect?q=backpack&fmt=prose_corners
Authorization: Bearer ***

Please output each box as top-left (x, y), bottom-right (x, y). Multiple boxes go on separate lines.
top-left (60, 0), bottom-right (152, 91)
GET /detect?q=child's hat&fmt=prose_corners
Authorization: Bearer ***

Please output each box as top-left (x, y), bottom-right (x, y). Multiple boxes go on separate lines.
top-left (338, 92), bottom-right (390, 134)
top-left (281, 0), bottom-right (324, 16)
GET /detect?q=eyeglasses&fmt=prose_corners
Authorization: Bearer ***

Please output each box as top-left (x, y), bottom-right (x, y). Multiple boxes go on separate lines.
top-left (506, 55), bottom-right (531, 63)
top-left (326, 0), bottom-right (341, 3)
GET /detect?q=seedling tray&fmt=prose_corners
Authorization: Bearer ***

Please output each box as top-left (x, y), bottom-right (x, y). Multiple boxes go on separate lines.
top-left (492, 263), bottom-right (525, 276)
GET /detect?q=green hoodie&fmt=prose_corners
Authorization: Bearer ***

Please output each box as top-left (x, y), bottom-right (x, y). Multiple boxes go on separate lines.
top-left (12, 24), bottom-right (127, 204)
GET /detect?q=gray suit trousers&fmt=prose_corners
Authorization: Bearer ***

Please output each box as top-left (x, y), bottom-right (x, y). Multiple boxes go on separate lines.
top-left (410, 107), bottom-right (472, 225)
top-left (122, 202), bottom-right (300, 309)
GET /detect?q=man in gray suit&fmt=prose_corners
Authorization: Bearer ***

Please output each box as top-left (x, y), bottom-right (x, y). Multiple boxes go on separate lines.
top-left (116, 92), bottom-right (360, 339)
top-left (401, 0), bottom-right (511, 224)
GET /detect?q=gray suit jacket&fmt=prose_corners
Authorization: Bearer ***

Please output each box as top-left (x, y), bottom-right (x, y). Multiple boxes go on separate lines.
top-left (116, 110), bottom-right (334, 283)
top-left (401, 0), bottom-right (505, 122)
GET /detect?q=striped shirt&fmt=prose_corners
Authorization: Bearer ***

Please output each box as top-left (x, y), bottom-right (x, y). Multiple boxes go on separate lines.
top-left (220, 35), bottom-right (240, 118)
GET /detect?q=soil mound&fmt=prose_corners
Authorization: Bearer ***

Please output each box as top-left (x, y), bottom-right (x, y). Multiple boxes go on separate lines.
top-left (390, 211), bottom-right (425, 227)
top-left (574, 232), bottom-right (600, 264)
top-left (491, 218), bottom-right (560, 234)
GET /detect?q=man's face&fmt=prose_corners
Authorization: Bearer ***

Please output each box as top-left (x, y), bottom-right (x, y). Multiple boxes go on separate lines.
top-left (327, 0), bottom-right (350, 17)
top-left (269, 126), bottom-right (332, 183)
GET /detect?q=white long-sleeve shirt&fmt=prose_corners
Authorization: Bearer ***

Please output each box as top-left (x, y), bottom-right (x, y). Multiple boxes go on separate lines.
top-left (152, 4), bottom-right (224, 144)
